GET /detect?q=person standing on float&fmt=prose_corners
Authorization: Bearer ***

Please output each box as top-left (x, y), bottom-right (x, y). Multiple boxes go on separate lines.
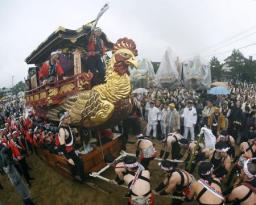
top-left (58, 112), bottom-right (85, 181)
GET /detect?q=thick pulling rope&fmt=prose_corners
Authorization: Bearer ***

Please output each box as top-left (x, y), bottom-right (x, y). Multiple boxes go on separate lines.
top-left (89, 172), bottom-right (184, 200)
top-left (89, 151), bottom-right (185, 200)
top-left (97, 154), bottom-right (125, 175)
top-left (120, 150), bottom-right (184, 163)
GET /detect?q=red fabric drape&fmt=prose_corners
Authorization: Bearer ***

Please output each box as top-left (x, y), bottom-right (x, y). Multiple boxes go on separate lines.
top-left (39, 63), bottom-right (49, 79)
top-left (56, 63), bottom-right (64, 76)
top-left (8, 140), bottom-right (22, 160)
top-left (87, 39), bottom-right (96, 52)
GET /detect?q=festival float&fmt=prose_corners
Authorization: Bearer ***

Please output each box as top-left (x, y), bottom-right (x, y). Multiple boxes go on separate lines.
top-left (24, 6), bottom-right (138, 179)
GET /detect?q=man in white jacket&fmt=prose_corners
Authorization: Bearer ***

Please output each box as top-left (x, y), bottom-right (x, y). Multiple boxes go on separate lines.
top-left (182, 100), bottom-right (197, 141)
top-left (146, 101), bottom-right (159, 138)
top-left (160, 104), bottom-right (169, 138)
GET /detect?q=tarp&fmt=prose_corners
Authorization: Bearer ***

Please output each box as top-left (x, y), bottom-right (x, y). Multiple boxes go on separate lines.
top-left (130, 59), bottom-right (156, 88)
top-left (155, 48), bottom-right (180, 88)
top-left (182, 56), bottom-right (211, 90)
top-left (201, 64), bottom-right (211, 89)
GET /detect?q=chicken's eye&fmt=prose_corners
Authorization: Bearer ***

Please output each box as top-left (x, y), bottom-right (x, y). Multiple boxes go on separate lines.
top-left (121, 53), bottom-right (130, 58)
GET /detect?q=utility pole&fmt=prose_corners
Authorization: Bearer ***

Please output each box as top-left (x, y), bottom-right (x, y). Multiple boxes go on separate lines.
top-left (11, 75), bottom-right (14, 96)
top-left (11, 75), bottom-right (14, 88)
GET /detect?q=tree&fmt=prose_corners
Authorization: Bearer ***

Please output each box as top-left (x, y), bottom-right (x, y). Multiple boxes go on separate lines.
top-left (241, 57), bottom-right (256, 82)
top-left (210, 56), bottom-right (222, 81)
top-left (224, 49), bottom-right (245, 81)
top-left (224, 50), bottom-right (256, 82)
top-left (11, 81), bottom-right (26, 95)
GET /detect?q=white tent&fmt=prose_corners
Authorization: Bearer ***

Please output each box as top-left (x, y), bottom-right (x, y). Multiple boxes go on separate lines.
top-left (182, 56), bottom-right (211, 90)
top-left (156, 47), bottom-right (180, 88)
top-left (201, 64), bottom-right (212, 89)
top-left (130, 58), bottom-right (156, 88)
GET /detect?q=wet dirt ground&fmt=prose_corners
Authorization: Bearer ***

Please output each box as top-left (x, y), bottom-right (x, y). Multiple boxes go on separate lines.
top-left (0, 136), bottom-right (199, 205)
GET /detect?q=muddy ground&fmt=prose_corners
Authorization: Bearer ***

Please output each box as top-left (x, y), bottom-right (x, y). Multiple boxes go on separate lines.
top-left (0, 136), bottom-right (201, 205)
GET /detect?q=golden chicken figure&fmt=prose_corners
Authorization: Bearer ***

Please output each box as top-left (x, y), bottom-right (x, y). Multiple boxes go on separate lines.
top-left (46, 38), bottom-right (138, 128)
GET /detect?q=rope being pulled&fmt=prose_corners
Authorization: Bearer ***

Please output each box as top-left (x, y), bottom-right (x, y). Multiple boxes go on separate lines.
top-left (120, 150), bottom-right (184, 163)
top-left (89, 151), bottom-right (185, 200)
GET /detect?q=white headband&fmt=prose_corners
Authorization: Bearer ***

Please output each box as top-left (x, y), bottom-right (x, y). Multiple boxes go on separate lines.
top-left (201, 167), bottom-right (214, 176)
top-left (178, 139), bottom-right (189, 146)
top-left (136, 134), bottom-right (143, 138)
top-left (160, 164), bottom-right (174, 171)
top-left (243, 158), bottom-right (256, 179)
top-left (215, 147), bottom-right (230, 153)
top-left (125, 162), bottom-right (139, 168)
top-left (60, 111), bottom-right (70, 121)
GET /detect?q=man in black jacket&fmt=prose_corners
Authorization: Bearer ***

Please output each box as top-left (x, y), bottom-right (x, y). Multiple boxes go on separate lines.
top-left (228, 100), bottom-right (244, 144)
top-left (121, 103), bottom-right (142, 151)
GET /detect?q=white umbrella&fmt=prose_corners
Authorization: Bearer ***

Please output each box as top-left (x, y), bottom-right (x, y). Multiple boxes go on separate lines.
top-left (132, 88), bottom-right (148, 94)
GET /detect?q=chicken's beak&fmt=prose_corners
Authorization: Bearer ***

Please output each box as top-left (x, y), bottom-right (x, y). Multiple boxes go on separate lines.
top-left (126, 56), bottom-right (138, 69)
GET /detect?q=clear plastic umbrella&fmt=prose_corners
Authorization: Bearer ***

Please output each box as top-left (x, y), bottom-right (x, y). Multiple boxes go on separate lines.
top-left (207, 86), bottom-right (230, 95)
top-left (132, 88), bottom-right (148, 94)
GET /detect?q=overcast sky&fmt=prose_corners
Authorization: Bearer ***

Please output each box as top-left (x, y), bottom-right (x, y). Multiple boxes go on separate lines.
top-left (1, 0), bottom-right (256, 87)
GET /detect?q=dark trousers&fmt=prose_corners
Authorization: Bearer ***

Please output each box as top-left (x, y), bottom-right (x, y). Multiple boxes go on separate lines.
top-left (212, 126), bottom-right (218, 136)
top-left (86, 55), bottom-right (105, 85)
top-left (15, 158), bottom-right (32, 186)
top-left (228, 124), bottom-right (241, 144)
top-left (122, 117), bottom-right (141, 150)
top-left (172, 142), bottom-right (182, 160)
top-left (157, 121), bottom-right (162, 139)
top-left (171, 192), bottom-right (184, 205)
top-left (66, 151), bottom-right (85, 181)
top-left (26, 141), bottom-right (33, 154)
top-left (141, 157), bottom-right (154, 170)
top-left (32, 145), bottom-right (38, 156)
top-left (23, 198), bottom-right (35, 205)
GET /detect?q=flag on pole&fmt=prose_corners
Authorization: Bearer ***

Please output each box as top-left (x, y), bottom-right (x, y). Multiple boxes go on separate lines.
top-left (92, 3), bottom-right (109, 31)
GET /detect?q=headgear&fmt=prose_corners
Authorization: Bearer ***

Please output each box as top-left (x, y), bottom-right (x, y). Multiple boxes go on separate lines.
top-left (215, 141), bottom-right (230, 153)
top-left (169, 103), bottom-right (175, 108)
top-left (198, 161), bottom-right (213, 176)
top-left (243, 158), bottom-right (256, 179)
top-left (160, 160), bottom-right (177, 171)
top-left (124, 156), bottom-right (139, 169)
top-left (59, 111), bottom-right (70, 122)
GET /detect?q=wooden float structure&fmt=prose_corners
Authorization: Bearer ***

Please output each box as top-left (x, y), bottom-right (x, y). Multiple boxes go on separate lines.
top-left (24, 22), bottom-right (113, 119)
top-left (36, 134), bottom-right (122, 179)
top-left (24, 21), bottom-right (129, 179)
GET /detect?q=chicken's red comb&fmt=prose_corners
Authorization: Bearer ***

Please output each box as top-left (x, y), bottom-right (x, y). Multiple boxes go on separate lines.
top-left (113, 37), bottom-right (138, 56)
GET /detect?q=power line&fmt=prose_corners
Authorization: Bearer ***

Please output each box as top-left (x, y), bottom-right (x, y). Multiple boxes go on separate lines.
top-left (203, 42), bottom-right (256, 58)
top-left (182, 24), bottom-right (256, 60)
top-left (203, 30), bottom-right (256, 54)
top-left (184, 32), bottom-right (256, 60)
top-left (247, 52), bottom-right (256, 57)
top-left (197, 24), bottom-right (256, 54)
